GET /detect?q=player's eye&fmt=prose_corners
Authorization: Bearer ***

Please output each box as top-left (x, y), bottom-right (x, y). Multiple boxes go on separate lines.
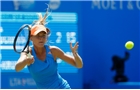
top-left (36, 35), bottom-right (47, 39)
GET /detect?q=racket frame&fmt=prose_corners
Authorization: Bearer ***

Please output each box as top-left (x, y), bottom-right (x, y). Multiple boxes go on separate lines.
top-left (13, 24), bottom-right (31, 54)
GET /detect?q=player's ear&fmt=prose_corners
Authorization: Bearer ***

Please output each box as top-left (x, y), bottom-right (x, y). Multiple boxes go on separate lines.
top-left (46, 28), bottom-right (51, 36)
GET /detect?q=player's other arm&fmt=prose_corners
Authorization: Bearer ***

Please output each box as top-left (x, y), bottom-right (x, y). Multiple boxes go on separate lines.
top-left (51, 46), bottom-right (83, 68)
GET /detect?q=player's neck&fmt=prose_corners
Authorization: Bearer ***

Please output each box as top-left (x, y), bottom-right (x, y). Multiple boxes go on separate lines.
top-left (34, 46), bottom-right (46, 55)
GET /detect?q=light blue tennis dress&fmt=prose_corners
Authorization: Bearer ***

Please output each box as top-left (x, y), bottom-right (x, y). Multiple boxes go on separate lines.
top-left (27, 45), bottom-right (71, 89)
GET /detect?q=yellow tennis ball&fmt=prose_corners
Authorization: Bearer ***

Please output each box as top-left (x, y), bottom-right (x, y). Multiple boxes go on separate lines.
top-left (125, 41), bottom-right (134, 50)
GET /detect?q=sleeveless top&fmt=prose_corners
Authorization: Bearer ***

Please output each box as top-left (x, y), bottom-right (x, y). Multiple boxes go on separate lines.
top-left (27, 45), bottom-right (71, 89)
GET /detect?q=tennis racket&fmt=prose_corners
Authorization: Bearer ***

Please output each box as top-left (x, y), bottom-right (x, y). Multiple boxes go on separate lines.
top-left (13, 24), bottom-right (32, 58)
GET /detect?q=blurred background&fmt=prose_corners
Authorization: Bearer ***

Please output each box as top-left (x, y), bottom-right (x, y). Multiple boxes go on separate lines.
top-left (0, 0), bottom-right (140, 89)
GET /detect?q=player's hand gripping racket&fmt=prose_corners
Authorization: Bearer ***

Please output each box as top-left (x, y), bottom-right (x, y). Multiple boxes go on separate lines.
top-left (13, 24), bottom-right (32, 58)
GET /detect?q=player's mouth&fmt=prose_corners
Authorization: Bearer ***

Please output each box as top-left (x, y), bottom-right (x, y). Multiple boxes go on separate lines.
top-left (39, 42), bottom-right (44, 44)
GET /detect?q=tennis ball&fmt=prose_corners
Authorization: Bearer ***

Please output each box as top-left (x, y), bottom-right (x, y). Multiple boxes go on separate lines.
top-left (125, 41), bottom-right (134, 50)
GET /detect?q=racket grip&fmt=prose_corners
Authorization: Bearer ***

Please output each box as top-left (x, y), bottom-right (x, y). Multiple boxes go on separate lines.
top-left (27, 52), bottom-right (32, 58)
top-left (27, 52), bottom-right (34, 64)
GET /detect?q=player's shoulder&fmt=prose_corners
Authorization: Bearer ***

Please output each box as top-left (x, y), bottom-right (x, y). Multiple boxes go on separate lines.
top-left (49, 46), bottom-right (63, 53)
top-left (49, 46), bottom-right (60, 50)
top-left (49, 46), bottom-right (65, 59)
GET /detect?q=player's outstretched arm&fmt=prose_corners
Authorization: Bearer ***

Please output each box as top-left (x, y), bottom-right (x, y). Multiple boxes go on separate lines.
top-left (50, 42), bottom-right (83, 68)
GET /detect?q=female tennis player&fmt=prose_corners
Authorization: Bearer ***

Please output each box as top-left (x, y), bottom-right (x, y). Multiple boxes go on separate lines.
top-left (15, 7), bottom-right (83, 89)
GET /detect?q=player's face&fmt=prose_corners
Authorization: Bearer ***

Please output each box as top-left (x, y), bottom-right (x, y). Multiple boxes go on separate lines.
top-left (31, 31), bottom-right (47, 47)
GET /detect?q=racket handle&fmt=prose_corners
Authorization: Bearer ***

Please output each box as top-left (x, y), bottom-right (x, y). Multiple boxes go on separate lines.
top-left (27, 52), bottom-right (34, 64)
top-left (27, 52), bottom-right (32, 58)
